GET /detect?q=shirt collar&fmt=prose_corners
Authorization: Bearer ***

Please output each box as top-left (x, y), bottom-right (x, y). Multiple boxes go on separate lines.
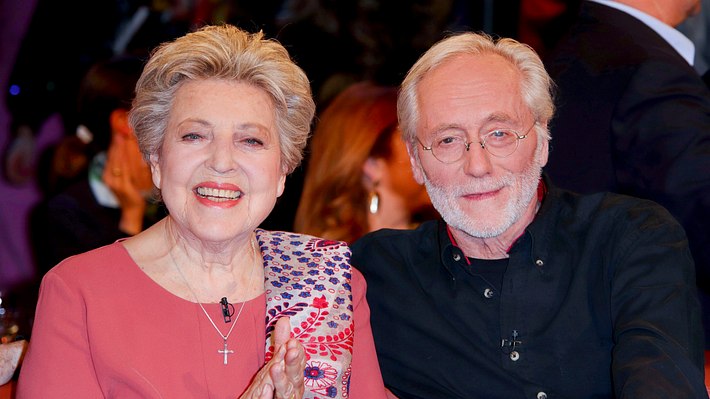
top-left (588, 0), bottom-right (695, 66)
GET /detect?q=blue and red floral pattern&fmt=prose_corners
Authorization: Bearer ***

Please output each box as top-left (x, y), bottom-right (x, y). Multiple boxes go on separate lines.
top-left (259, 229), bottom-right (354, 399)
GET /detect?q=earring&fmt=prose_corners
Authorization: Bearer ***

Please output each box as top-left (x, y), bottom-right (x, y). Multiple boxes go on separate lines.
top-left (368, 190), bottom-right (380, 214)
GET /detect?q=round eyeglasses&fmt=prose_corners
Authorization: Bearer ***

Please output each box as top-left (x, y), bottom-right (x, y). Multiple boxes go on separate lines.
top-left (416, 122), bottom-right (537, 163)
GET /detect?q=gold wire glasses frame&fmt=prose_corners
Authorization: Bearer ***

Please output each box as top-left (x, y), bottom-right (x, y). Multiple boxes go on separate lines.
top-left (416, 122), bottom-right (538, 163)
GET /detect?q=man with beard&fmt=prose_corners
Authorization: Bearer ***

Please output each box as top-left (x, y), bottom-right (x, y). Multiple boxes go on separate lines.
top-left (351, 31), bottom-right (708, 399)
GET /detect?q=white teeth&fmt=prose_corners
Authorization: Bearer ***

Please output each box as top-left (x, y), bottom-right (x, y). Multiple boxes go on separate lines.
top-left (196, 187), bottom-right (242, 201)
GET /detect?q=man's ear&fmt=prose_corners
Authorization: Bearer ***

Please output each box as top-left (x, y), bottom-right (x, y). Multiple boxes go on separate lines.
top-left (538, 121), bottom-right (550, 167)
top-left (362, 156), bottom-right (386, 190)
top-left (109, 109), bottom-right (132, 138)
top-left (406, 141), bottom-right (426, 185)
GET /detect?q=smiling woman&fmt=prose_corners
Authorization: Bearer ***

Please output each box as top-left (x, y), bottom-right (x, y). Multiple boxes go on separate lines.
top-left (151, 80), bottom-right (285, 235)
top-left (16, 24), bottom-right (388, 399)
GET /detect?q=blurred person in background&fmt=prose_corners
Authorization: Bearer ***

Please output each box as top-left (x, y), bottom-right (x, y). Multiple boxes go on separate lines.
top-left (29, 55), bottom-right (161, 276)
top-left (2, 0), bottom-right (193, 187)
top-left (295, 82), bottom-right (434, 243)
top-left (544, 0), bottom-right (710, 349)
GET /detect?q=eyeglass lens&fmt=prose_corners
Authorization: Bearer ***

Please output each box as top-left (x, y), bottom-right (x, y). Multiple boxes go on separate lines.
top-left (431, 130), bottom-right (521, 162)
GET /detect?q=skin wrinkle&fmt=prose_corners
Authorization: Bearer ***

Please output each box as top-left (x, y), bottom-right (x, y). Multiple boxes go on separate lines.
top-left (151, 79), bottom-right (284, 267)
top-left (409, 53), bottom-right (550, 259)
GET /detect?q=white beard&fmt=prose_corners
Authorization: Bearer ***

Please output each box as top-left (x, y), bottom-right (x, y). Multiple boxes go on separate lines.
top-left (423, 146), bottom-right (544, 239)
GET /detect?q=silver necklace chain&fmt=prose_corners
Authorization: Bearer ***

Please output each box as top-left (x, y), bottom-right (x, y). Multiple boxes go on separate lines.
top-left (168, 234), bottom-right (258, 365)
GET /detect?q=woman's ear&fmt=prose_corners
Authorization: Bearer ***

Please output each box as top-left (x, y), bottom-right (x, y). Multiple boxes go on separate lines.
top-left (362, 156), bottom-right (386, 190)
top-left (276, 169), bottom-right (287, 198)
top-left (149, 153), bottom-right (161, 189)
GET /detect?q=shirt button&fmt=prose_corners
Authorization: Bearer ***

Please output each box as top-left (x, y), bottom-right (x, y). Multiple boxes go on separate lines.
top-left (535, 259), bottom-right (544, 266)
top-left (536, 392), bottom-right (547, 399)
top-left (483, 288), bottom-right (494, 298)
top-left (453, 253), bottom-right (461, 261)
top-left (510, 351), bottom-right (520, 361)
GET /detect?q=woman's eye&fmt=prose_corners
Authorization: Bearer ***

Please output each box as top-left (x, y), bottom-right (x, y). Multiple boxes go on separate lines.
top-left (243, 137), bottom-right (264, 146)
top-left (181, 133), bottom-right (202, 141)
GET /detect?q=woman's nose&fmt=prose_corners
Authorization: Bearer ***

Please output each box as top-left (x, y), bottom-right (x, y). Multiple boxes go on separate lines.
top-left (206, 137), bottom-right (238, 173)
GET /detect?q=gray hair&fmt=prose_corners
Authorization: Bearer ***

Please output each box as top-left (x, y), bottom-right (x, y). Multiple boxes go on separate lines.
top-left (129, 24), bottom-right (315, 174)
top-left (398, 32), bottom-right (554, 149)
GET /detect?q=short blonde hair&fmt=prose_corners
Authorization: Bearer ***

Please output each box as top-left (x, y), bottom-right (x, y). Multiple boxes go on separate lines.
top-left (130, 24), bottom-right (315, 174)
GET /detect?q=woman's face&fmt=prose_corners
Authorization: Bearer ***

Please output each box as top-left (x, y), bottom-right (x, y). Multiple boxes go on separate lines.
top-left (150, 79), bottom-right (285, 243)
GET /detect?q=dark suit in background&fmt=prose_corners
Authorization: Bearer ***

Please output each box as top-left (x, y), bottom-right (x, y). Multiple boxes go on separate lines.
top-left (544, 0), bottom-right (710, 347)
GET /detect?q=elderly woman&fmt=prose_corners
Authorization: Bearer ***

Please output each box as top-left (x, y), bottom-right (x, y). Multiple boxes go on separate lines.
top-left (18, 25), bottom-right (387, 399)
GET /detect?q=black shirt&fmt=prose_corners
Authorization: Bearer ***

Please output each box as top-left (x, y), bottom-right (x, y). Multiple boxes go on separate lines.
top-left (351, 179), bottom-right (706, 399)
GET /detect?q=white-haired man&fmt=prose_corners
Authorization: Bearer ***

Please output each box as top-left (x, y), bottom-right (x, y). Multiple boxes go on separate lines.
top-left (352, 31), bottom-right (708, 398)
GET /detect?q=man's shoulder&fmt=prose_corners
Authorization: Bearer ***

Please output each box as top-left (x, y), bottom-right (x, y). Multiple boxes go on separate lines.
top-left (548, 187), bottom-right (683, 233)
top-left (353, 220), bottom-right (438, 249)
top-left (547, 1), bottom-right (677, 72)
top-left (350, 221), bottom-right (440, 266)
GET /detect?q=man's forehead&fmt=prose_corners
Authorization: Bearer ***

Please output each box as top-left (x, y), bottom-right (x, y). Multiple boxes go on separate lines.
top-left (417, 56), bottom-right (527, 128)
top-left (420, 54), bottom-right (519, 99)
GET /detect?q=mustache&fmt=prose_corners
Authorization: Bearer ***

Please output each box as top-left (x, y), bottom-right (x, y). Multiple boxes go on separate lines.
top-left (441, 173), bottom-right (517, 195)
